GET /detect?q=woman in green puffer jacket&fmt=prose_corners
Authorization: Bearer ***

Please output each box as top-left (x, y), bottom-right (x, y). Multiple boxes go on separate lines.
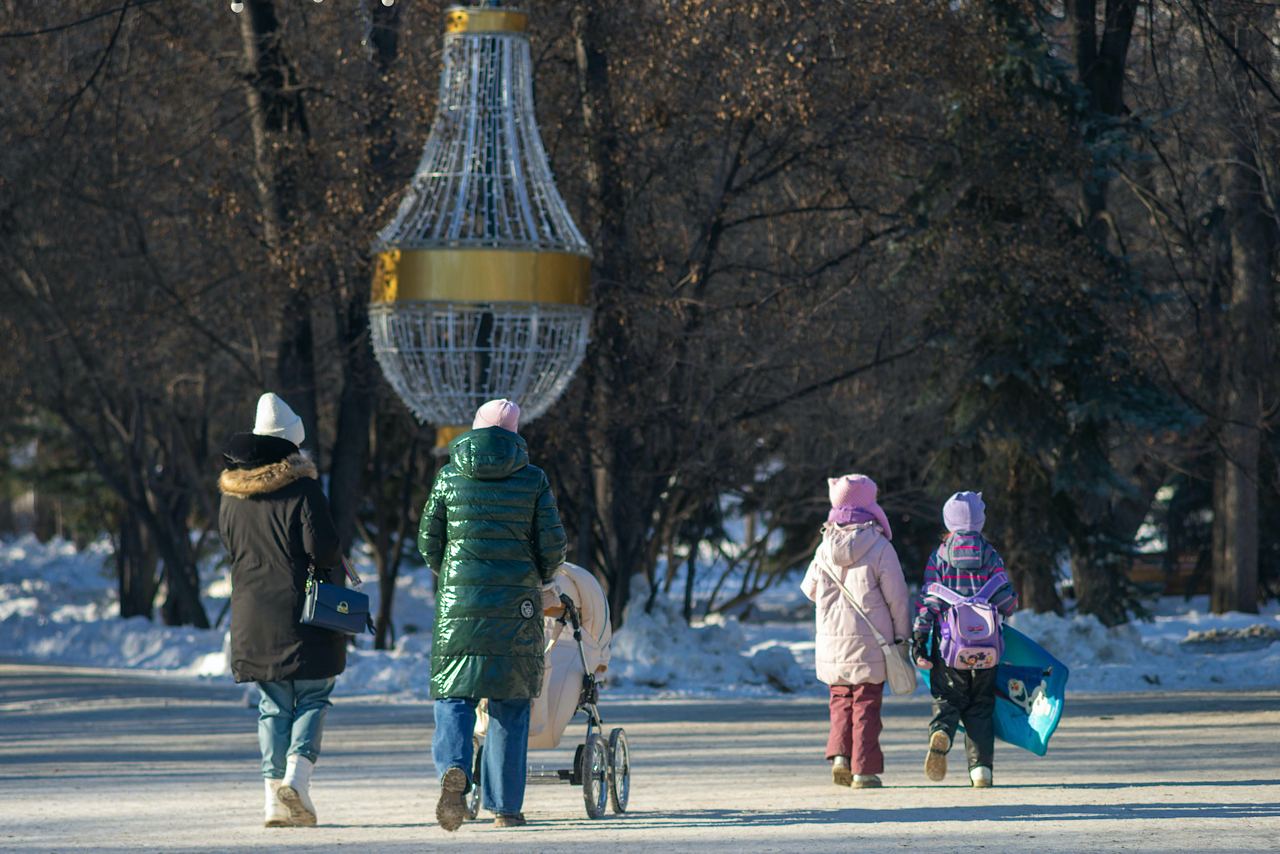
top-left (419, 399), bottom-right (566, 832)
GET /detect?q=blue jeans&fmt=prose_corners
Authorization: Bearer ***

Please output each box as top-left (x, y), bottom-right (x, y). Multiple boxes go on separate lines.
top-left (432, 698), bottom-right (531, 816)
top-left (257, 678), bottom-right (336, 779)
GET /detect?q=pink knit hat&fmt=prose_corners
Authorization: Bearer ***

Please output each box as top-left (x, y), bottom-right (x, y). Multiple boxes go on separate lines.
top-left (827, 473), bottom-right (893, 540)
top-left (472, 398), bottom-right (521, 433)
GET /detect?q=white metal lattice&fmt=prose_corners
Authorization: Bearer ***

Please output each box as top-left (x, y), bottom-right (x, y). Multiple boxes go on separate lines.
top-left (372, 15), bottom-right (593, 427)
top-left (376, 30), bottom-right (590, 254)
top-left (370, 302), bottom-right (591, 426)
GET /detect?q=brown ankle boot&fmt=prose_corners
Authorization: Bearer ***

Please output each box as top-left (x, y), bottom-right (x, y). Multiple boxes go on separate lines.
top-left (493, 812), bottom-right (527, 828)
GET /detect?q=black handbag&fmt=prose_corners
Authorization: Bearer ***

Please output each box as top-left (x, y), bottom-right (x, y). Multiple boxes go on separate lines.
top-left (300, 557), bottom-right (375, 636)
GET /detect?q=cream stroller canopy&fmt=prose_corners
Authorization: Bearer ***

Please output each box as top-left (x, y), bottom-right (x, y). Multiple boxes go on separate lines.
top-left (529, 562), bottom-right (612, 749)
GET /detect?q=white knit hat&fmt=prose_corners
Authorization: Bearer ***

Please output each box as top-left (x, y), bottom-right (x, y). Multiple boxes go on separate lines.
top-left (253, 392), bottom-right (305, 447)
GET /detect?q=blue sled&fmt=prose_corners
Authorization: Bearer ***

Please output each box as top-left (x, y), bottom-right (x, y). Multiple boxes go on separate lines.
top-left (916, 625), bottom-right (1068, 756)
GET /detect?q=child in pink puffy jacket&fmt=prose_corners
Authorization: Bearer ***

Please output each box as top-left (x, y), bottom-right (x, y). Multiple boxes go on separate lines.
top-left (801, 474), bottom-right (911, 789)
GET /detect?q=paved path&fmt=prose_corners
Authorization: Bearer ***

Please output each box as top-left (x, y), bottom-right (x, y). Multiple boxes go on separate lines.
top-left (0, 663), bottom-right (1277, 852)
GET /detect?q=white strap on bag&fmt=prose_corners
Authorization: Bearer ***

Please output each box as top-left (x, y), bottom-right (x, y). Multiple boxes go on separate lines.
top-left (820, 561), bottom-right (895, 649)
top-left (819, 559), bottom-right (918, 695)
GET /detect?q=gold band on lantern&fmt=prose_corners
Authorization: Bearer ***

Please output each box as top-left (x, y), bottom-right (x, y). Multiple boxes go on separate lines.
top-left (372, 248), bottom-right (590, 305)
top-left (445, 7), bottom-right (529, 34)
top-left (434, 425), bottom-right (469, 449)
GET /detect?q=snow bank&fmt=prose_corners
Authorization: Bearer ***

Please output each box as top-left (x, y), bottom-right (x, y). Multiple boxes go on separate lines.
top-left (0, 534), bottom-right (443, 691)
top-left (5, 536), bottom-right (1280, 698)
top-left (0, 535), bottom-right (227, 674)
top-left (610, 585), bottom-right (810, 694)
top-left (1009, 602), bottom-right (1280, 692)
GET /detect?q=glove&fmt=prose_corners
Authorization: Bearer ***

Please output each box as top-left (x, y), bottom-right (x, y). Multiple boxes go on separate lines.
top-left (541, 583), bottom-right (566, 617)
top-left (911, 632), bottom-right (932, 667)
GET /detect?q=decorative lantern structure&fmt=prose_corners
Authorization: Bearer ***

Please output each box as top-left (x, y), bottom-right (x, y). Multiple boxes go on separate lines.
top-left (371, 3), bottom-right (592, 444)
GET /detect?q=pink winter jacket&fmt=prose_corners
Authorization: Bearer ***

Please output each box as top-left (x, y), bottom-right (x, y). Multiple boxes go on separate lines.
top-left (801, 521), bottom-right (911, 686)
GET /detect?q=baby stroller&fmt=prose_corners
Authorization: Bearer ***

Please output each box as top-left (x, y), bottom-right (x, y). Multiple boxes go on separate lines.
top-left (467, 562), bottom-right (630, 820)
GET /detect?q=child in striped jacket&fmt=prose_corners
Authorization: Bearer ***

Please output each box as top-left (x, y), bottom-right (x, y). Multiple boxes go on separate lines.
top-left (911, 491), bottom-right (1018, 788)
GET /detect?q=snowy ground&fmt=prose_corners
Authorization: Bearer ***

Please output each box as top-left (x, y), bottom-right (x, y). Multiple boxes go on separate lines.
top-left (3, 535), bottom-right (1279, 700)
top-left (1, 663), bottom-right (1277, 853)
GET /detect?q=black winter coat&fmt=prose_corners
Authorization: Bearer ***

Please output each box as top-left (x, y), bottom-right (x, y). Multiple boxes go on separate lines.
top-left (218, 452), bottom-right (346, 683)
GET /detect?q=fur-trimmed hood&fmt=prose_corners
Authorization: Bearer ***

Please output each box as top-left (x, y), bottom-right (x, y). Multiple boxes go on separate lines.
top-left (219, 453), bottom-right (318, 498)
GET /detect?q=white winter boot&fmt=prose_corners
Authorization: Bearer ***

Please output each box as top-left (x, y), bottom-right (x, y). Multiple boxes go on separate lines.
top-left (264, 779), bottom-right (291, 828)
top-left (970, 766), bottom-right (993, 788)
top-left (277, 755), bottom-right (318, 826)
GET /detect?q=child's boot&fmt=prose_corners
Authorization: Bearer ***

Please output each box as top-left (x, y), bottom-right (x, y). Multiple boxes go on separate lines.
top-left (970, 766), bottom-right (993, 788)
top-left (852, 774), bottom-right (882, 789)
top-left (924, 730), bottom-right (950, 781)
top-left (831, 755), bottom-right (852, 787)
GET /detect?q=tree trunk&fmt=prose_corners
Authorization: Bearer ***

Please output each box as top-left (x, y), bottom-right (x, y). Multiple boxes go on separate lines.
top-left (157, 526), bottom-right (209, 629)
top-left (1211, 6), bottom-right (1272, 614)
top-left (276, 292), bottom-right (319, 458)
top-left (329, 0), bottom-right (400, 553)
top-left (682, 545), bottom-right (697, 624)
top-left (328, 296), bottom-right (374, 552)
top-left (373, 558), bottom-right (397, 650)
top-left (1069, 0), bottom-right (1139, 242)
top-left (1070, 548), bottom-right (1122, 623)
top-left (1063, 0), bottom-right (1141, 624)
top-left (116, 508), bottom-right (159, 620)
top-left (363, 418), bottom-right (421, 650)
top-left (238, 0), bottom-right (319, 456)
top-left (1003, 452), bottom-right (1064, 614)
top-left (574, 1), bottom-right (641, 627)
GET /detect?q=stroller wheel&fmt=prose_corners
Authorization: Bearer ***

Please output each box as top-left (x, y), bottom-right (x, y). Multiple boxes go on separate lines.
top-left (607, 727), bottom-right (630, 813)
top-left (582, 734), bottom-right (608, 819)
top-left (465, 736), bottom-right (483, 820)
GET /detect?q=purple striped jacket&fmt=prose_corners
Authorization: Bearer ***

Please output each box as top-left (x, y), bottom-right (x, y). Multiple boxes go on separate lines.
top-left (912, 536), bottom-right (1018, 636)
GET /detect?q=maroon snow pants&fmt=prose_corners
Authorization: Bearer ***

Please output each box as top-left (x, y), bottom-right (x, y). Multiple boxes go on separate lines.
top-left (826, 682), bottom-right (884, 774)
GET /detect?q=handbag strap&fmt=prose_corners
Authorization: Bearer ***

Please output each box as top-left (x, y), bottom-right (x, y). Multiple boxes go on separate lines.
top-left (307, 557), bottom-right (364, 589)
top-left (340, 556), bottom-right (364, 588)
top-left (819, 561), bottom-right (895, 651)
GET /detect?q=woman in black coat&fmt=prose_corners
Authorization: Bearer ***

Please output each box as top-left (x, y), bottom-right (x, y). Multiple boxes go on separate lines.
top-left (217, 393), bottom-right (344, 828)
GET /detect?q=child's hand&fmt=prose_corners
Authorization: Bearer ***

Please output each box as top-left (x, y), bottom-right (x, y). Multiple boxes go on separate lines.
top-left (911, 631), bottom-right (931, 665)
top-left (916, 658), bottom-right (933, 670)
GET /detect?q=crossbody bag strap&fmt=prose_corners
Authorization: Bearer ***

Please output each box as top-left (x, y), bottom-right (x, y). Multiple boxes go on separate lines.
top-left (820, 562), bottom-right (893, 650)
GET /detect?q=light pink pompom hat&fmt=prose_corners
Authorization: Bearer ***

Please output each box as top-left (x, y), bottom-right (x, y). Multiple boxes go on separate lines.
top-left (472, 398), bottom-right (521, 433)
top-left (827, 473), bottom-right (893, 540)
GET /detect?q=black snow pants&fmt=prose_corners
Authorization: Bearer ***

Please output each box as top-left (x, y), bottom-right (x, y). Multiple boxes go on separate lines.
top-left (928, 641), bottom-right (997, 770)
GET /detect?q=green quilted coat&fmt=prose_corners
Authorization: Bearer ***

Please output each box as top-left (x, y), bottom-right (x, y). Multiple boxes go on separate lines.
top-left (419, 427), bottom-right (567, 699)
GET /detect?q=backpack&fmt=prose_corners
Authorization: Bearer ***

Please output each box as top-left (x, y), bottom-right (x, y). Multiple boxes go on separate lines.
top-left (928, 569), bottom-right (1009, 671)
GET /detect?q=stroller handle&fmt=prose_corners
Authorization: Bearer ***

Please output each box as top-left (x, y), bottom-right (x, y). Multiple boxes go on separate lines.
top-left (557, 593), bottom-right (596, 700)
top-left (558, 593), bottom-right (583, 632)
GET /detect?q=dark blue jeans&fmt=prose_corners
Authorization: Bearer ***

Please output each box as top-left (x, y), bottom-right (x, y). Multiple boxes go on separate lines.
top-left (257, 678), bottom-right (336, 779)
top-left (432, 697), bottom-right (531, 816)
